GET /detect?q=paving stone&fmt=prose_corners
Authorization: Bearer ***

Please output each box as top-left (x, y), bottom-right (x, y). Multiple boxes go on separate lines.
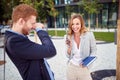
top-left (0, 36), bottom-right (116, 80)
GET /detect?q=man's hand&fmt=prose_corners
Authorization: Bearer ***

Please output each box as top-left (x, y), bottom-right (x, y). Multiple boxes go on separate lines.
top-left (36, 23), bottom-right (44, 29)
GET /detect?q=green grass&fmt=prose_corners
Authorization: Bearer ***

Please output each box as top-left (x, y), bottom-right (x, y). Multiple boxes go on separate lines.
top-left (48, 30), bottom-right (115, 42)
top-left (48, 30), bottom-right (66, 36)
top-left (93, 32), bottom-right (114, 42)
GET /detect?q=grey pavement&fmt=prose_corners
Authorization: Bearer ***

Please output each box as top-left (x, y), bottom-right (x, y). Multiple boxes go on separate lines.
top-left (0, 35), bottom-right (116, 80)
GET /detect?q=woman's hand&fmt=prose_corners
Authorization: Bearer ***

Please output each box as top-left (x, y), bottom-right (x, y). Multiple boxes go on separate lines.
top-left (66, 36), bottom-right (72, 48)
top-left (66, 39), bottom-right (71, 46)
top-left (66, 37), bottom-right (72, 55)
top-left (80, 63), bottom-right (85, 68)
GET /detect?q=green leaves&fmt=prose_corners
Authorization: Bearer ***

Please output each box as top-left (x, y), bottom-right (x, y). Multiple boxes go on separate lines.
top-left (46, 0), bottom-right (58, 17)
top-left (81, 0), bottom-right (102, 14)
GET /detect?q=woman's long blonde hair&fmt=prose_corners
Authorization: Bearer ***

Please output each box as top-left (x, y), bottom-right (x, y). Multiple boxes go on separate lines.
top-left (67, 13), bottom-right (88, 38)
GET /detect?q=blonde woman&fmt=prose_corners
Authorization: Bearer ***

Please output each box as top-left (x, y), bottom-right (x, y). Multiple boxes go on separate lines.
top-left (65, 14), bottom-right (97, 80)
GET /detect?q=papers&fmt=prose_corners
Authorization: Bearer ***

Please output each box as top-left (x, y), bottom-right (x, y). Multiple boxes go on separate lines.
top-left (82, 56), bottom-right (97, 66)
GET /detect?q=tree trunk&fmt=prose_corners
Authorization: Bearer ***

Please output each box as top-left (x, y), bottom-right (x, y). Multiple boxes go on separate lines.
top-left (34, 31), bottom-right (37, 43)
top-left (88, 14), bottom-right (91, 30)
top-left (96, 14), bottom-right (98, 28)
top-left (116, 0), bottom-right (120, 80)
top-left (54, 17), bottom-right (57, 36)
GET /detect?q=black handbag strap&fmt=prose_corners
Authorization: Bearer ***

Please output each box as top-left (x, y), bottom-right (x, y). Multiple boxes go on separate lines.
top-left (3, 36), bottom-right (6, 80)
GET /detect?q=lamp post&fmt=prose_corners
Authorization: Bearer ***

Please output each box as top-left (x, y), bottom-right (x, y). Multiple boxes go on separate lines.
top-left (116, 0), bottom-right (120, 80)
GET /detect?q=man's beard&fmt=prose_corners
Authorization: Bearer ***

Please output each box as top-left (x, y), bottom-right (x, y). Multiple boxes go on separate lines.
top-left (22, 25), bottom-right (29, 35)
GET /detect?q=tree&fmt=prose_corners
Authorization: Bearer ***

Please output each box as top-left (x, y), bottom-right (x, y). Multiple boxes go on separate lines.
top-left (20, 0), bottom-right (32, 5)
top-left (20, 0), bottom-right (46, 22)
top-left (46, 0), bottom-right (59, 36)
top-left (116, 0), bottom-right (120, 80)
top-left (65, 4), bottom-right (74, 20)
top-left (0, 1), bottom-right (4, 24)
top-left (80, 0), bottom-right (102, 29)
top-left (0, 0), bottom-right (19, 25)
top-left (34, 0), bottom-right (47, 22)
top-left (0, 0), bottom-right (12, 25)
top-left (21, 0), bottom-right (58, 36)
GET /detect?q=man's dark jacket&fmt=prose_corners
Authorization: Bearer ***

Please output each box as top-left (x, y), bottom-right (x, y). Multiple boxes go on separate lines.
top-left (5, 30), bottom-right (56, 80)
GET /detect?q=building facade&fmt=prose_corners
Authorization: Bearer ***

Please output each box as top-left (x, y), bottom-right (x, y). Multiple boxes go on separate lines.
top-left (47, 0), bottom-right (118, 29)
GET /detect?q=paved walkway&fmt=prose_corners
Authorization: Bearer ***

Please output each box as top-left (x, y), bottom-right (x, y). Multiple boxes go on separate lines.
top-left (0, 36), bottom-right (116, 80)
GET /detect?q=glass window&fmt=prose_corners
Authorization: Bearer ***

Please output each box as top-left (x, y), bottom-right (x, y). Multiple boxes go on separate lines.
top-left (108, 3), bottom-right (117, 27)
top-left (73, 0), bottom-right (79, 2)
top-left (102, 9), bottom-right (108, 27)
top-left (55, 0), bottom-right (59, 5)
top-left (56, 7), bottom-right (65, 28)
top-left (90, 14), bottom-right (96, 28)
top-left (61, 0), bottom-right (64, 4)
top-left (65, 0), bottom-right (67, 4)
top-left (64, 0), bottom-right (71, 4)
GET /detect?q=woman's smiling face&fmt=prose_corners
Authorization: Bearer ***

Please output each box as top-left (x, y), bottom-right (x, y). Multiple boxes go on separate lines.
top-left (72, 18), bottom-right (81, 34)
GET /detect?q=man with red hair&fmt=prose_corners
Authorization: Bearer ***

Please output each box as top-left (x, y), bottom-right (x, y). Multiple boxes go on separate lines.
top-left (5, 4), bottom-right (56, 80)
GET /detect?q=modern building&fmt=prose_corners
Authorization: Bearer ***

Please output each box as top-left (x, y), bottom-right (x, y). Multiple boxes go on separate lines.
top-left (47, 0), bottom-right (119, 29)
